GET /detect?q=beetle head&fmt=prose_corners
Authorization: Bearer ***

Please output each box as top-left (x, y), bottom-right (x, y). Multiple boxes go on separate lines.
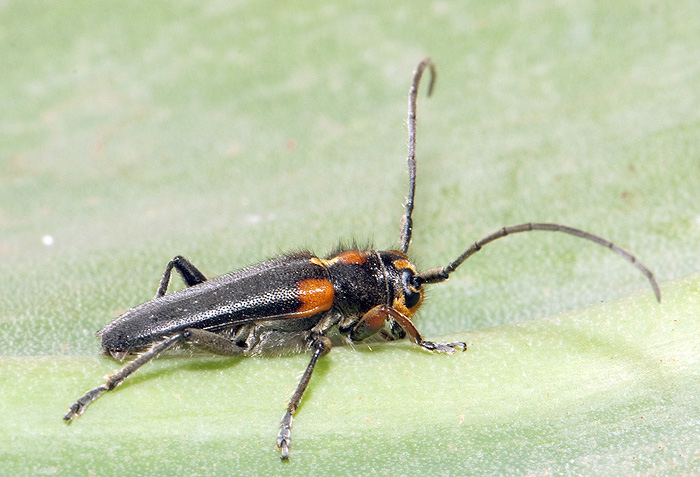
top-left (379, 251), bottom-right (424, 318)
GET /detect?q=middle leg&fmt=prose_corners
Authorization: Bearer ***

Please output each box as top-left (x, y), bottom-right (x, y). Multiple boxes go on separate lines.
top-left (277, 335), bottom-right (332, 460)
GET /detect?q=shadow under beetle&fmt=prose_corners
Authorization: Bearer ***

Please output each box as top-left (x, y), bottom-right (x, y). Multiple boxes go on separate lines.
top-left (64, 58), bottom-right (661, 460)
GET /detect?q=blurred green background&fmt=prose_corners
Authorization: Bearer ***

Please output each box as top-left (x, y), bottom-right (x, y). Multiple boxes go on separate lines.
top-left (2, 1), bottom-right (699, 474)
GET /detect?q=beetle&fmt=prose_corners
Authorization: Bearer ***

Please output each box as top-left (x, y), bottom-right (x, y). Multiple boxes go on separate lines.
top-left (64, 58), bottom-right (661, 460)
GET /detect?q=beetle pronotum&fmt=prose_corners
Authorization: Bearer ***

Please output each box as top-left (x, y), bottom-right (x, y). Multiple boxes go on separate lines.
top-left (64, 58), bottom-right (660, 460)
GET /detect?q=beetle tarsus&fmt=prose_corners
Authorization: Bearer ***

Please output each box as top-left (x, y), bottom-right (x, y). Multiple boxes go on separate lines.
top-left (64, 384), bottom-right (109, 422)
top-left (277, 410), bottom-right (293, 460)
top-left (420, 340), bottom-right (467, 354)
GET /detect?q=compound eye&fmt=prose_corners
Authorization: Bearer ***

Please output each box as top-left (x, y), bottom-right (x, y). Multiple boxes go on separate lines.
top-left (401, 269), bottom-right (422, 309)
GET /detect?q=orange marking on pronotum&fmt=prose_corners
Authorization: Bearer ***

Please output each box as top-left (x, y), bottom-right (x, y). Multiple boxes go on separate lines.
top-left (332, 250), bottom-right (368, 265)
top-left (296, 279), bottom-right (335, 315)
top-left (310, 251), bottom-right (368, 268)
top-left (392, 259), bottom-right (411, 270)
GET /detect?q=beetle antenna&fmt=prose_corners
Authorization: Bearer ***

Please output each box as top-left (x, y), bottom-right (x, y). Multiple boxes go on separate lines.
top-left (399, 57), bottom-right (436, 254)
top-left (417, 222), bottom-right (661, 302)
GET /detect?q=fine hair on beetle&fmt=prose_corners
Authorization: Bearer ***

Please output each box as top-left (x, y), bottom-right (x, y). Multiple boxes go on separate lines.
top-left (64, 58), bottom-right (660, 461)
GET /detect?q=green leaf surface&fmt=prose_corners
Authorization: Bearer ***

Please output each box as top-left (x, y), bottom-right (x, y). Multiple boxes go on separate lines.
top-left (3, 275), bottom-right (699, 474)
top-left (2, 0), bottom-right (700, 474)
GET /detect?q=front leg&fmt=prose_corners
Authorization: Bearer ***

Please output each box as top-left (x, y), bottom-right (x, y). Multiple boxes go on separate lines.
top-left (277, 335), bottom-right (332, 460)
top-left (353, 305), bottom-right (466, 354)
top-left (419, 339), bottom-right (467, 354)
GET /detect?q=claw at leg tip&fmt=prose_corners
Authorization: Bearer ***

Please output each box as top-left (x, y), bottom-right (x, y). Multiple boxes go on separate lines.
top-left (280, 445), bottom-right (290, 461)
top-left (63, 408), bottom-right (76, 423)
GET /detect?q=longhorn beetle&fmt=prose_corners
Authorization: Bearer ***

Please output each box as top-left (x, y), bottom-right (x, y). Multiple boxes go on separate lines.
top-left (64, 58), bottom-right (661, 460)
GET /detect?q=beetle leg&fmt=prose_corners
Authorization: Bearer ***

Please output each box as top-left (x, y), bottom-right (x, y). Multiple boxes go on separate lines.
top-left (64, 329), bottom-right (247, 423)
top-left (155, 255), bottom-right (208, 298)
top-left (183, 328), bottom-right (246, 356)
top-left (358, 305), bottom-right (466, 354)
top-left (375, 319), bottom-right (407, 342)
top-left (277, 335), bottom-right (331, 460)
top-left (349, 305), bottom-right (394, 342)
top-left (64, 333), bottom-right (183, 422)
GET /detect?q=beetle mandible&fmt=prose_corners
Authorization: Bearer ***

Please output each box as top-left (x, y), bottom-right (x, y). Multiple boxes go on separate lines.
top-left (64, 58), bottom-right (661, 460)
